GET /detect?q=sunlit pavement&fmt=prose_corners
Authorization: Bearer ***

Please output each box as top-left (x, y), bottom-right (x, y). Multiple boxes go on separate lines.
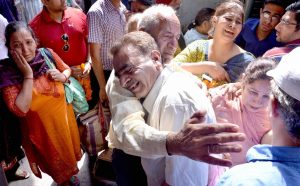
top-left (9, 152), bottom-right (92, 186)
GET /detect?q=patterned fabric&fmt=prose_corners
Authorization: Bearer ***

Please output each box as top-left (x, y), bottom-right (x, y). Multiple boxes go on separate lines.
top-left (14, 0), bottom-right (42, 23)
top-left (87, 0), bottom-right (126, 70)
top-left (0, 50), bottom-right (50, 89)
top-left (1, 51), bottom-right (81, 184)
top-left (263, 39), bottom-right (300, 63)
top-left (173, 40), bottom-right (255, 82)
top-left (173, 39), bottom-right (207, 62)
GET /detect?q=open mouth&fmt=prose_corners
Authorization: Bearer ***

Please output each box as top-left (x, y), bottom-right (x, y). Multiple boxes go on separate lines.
top-left (224, 29), bottom-right (235, 36)
top-left (129, 81), bottom-right (139, 92)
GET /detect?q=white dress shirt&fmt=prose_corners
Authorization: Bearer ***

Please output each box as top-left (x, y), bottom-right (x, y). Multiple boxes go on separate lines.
top-left (106, 71), bottom-right (169, 158)
top-left (141, 65), bottom-right (216, 186)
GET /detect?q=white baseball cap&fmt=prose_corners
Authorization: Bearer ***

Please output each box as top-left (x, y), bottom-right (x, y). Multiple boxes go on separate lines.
top-left (267, 47), bottom-right (300, 101)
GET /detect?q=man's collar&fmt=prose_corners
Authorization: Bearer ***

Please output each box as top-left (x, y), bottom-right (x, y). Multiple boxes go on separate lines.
top-left (41, 6), bottom-right (71, 23)
top-left (143, 67), bottom-right (173, 114)
top-left (286, 39), bottom-right (300, 46)
top-left (105, 0), bottom-right (121, 12)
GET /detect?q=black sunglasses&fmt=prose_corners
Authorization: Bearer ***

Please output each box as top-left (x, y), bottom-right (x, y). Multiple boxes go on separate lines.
top-left (61, 34), bottom-right (70, 52)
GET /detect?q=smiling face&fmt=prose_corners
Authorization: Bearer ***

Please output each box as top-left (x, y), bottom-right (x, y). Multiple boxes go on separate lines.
top-left (113, 45), bottom-right (162, 98)
top-left (213, 10), bottom-right (243, 41)
top-left (9, 28), bottom-right (37, 62)
top-left (242, 79), bottom-right (272, 112)
top-left (259, 3), bottom-right (285, 33)
top-left (275, 11), bottom-right (300, 43)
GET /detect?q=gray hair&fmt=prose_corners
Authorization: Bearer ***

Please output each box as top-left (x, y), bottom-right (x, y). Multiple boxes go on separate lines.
top-left (271, 81), bottom-right (300, 140)
top-left (126, 13), bottom-right (142, 33)
top-left (110, 31), bottom-right (159, 57)
top-left (138, 4), bottom-right (177, 38)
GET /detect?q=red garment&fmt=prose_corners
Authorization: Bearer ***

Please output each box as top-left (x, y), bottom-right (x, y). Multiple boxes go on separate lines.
top-left (29, 7), bottom-right (88, 66)
top-left (156, 0), bottom-right (172, 5)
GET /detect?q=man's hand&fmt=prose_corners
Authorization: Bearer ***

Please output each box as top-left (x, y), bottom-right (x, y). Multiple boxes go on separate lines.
top-left (100, 87), bottom-right (109, 107)
top-left (166, 112), bottom-right (245, 167)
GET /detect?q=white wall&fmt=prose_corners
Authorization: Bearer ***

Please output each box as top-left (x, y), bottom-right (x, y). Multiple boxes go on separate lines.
top-left (177, 0), bottom-right (219, 31)
top-left (177, 0), bottom-right (253, 31)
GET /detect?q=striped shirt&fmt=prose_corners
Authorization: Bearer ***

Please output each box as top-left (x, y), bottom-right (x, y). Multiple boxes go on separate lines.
top-left (15, 0), bottom-right (42, 23)
top-left (263, 39), bottom-right (300, 63)
top-left (87, 0), bottom-right (126, 70)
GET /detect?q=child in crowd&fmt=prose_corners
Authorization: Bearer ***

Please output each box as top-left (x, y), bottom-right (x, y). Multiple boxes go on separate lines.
top-left (209, 58), bottom-right (276, 166)
top-left (184, 8), bottom-right (215, 45)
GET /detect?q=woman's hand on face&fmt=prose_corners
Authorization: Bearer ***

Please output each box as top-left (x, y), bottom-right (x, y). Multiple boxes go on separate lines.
top-left (47, 69), bottom-right (67, 83)
top-left (10, 50), bottom-right (33, 78)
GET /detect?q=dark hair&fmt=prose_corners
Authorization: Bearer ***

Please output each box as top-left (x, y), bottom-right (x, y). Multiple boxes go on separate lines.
top-left (110, 31), bottom-right (158, 57)
top-left (187, 8), bottom-right (215, 30)
top-left (137, 0), bottom-right (153, 6)
top-left (215, 0), bottom-right (244, 21)
top-left (272, 83), bottom-right (300, 140)
top-left (242, 57), bottom-right (276, 85)
top-left (263, 0), bottom-right (290, 9)
top-left (5, 21), bottom-right (37, 49)
top-left (286, 1), bottom-right (300, 30)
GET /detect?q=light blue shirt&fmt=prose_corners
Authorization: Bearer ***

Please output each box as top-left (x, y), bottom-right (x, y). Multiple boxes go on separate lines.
top-left (217, 145), bottom-right (300, 186)
top-left (184, 28), bottom-right (208, 45)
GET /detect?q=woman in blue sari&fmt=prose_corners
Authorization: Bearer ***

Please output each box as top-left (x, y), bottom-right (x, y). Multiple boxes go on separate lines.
top-left (174, 0), bottom-right (255, 87)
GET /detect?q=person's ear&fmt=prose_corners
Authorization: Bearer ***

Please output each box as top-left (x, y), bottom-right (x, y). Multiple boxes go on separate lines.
top-left (151, 50), bottom-right (161, 63)
top-left (211, 16), bottom-right (217, 26)
top-left (260, 8), bottom-right (263, 15)
top-left (41, 0), bottom-right (50, 6)
top-left (271, 98), bottom-right (280, 117)
top-left (151, 50), bottom-right (162, 70)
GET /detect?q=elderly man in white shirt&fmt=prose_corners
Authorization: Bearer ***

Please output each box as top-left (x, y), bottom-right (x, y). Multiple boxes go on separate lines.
top-left (106, 4), bottom-right (245, 185)
top-left (111, 30), bottom-right (216, 186)
top-left (107, 3), bottom-right (244, 163)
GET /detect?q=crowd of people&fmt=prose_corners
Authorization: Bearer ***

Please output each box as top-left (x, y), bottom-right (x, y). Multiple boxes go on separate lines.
top-left (1, 0), bottom-right (300, 186)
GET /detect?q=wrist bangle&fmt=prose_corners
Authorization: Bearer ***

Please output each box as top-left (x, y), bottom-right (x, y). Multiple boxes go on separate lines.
top-left (86, 60), bottom-right (92, 65)
top-left (62, 74), bottom-right (69, 83)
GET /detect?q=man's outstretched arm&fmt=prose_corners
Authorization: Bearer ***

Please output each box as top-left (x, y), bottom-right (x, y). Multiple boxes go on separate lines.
top-left (107, 75), bottom-right (245, 165)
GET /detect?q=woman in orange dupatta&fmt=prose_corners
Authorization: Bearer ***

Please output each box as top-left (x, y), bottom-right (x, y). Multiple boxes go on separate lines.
top-left (0, 21), bottom-right (81, 185)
